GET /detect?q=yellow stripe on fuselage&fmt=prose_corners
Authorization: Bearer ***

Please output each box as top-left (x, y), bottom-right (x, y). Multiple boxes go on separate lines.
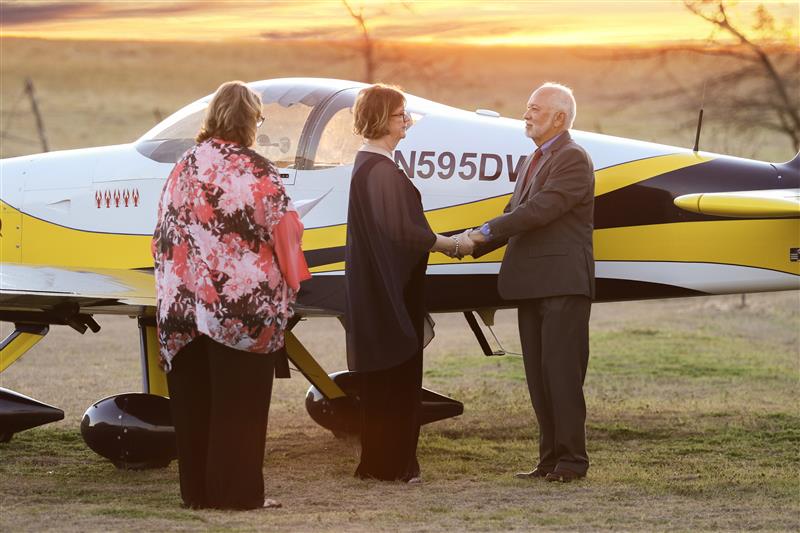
top-left (453, 219), bottom-right (800, 275)
top-left (7, 153), bottom-right (795, 278)
top-left (1, 201), bottom-right (153, 269)
top-left (595, 153), bottom-right (712, 197)
top-left (311, 219), bottom-right (799, 276)
top-left (594, 219), bottom-right (799, 275)
top-left (311, 261), bottom-right (345, 273)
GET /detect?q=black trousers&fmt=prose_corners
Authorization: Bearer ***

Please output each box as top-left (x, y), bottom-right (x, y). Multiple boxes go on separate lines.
top-left (167, 335), bottom-right (275, 510)
top-left (355, 351), bottom-right (423, 482)
top-left (518, 295), bottom-right (591, 475)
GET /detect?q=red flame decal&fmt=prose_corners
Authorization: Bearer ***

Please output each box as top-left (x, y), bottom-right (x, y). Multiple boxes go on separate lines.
top-left (95, 188), bottom-right (141, 208)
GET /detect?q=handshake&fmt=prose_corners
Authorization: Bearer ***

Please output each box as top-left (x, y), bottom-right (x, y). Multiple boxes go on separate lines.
top-left (436, 228), bottom-right (488, 260)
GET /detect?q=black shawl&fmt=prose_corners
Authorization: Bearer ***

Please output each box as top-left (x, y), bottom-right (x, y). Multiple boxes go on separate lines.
top-left (344, 151), bottom-right (436, 373)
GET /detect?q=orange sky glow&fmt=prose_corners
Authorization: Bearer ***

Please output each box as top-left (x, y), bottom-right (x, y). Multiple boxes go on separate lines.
top-left (0, 1), bottom-right (797, 47)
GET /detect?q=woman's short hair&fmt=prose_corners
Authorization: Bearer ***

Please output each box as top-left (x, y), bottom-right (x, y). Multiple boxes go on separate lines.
top-left (352, 84), bottom-right (405, 140)
top-left (196, 81), bottom-right (262, 147)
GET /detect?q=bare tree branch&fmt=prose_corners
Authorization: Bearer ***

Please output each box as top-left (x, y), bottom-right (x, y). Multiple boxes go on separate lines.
top-left (683, 1), bottom-right (800, 145)
top-left (607, 64), bottom-right (756, 103)
top-left (603, 1), bottom-right (798, 154)
top-left (341, 0), bottom-right (375, 83)
top-left (337, 1), bottom-right (461, 90)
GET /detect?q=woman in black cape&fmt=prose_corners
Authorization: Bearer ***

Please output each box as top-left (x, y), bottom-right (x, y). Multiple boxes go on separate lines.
top-left (345, 84), bottom-right (465, 483)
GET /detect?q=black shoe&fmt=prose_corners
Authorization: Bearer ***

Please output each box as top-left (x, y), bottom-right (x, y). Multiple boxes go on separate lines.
top-left (514, 467), bottom-right (552, 480)
top-left (544, 469), bottom-right (586, 483)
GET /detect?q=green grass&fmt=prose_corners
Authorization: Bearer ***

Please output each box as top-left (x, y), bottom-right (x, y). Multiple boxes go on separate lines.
top-left (592, 328), bottom-right (789, 379)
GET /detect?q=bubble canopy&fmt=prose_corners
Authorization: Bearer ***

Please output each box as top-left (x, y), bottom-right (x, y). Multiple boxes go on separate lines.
top-left (134, 78), bottom-right (438, 171)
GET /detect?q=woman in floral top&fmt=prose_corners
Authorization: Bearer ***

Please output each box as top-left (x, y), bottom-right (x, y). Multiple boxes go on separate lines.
top-left (152, 81), bottom-right (310, 510)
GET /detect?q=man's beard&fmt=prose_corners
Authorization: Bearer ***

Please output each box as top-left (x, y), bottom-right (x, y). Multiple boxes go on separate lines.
top-left (524, 124), bottom-right (534, 138)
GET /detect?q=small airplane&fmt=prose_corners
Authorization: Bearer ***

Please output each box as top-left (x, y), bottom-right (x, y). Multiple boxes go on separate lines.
top-left (1, 78), bottom-right (798, 468)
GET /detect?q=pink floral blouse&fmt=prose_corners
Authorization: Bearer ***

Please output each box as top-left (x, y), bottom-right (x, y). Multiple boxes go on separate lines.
top-left (152, 138), bottom-right (309, 371)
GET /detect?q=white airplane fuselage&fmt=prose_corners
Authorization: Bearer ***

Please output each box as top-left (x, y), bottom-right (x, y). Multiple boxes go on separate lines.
top-left (0, 78), bottom-right (797, 314)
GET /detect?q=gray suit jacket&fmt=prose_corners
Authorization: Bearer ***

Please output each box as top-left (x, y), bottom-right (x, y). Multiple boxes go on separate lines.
top-left (479, 131), bottom-right (595, 300)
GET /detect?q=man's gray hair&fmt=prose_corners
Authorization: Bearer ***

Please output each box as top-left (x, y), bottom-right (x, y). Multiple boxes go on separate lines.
top-left (539, 82), bottom-right (576, 129)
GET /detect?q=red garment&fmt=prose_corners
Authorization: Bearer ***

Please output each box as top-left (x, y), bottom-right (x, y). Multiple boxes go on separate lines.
top-left (273, 209), bottom-right (311, 291)
top-left (152, 138), bottom-right (307, 370)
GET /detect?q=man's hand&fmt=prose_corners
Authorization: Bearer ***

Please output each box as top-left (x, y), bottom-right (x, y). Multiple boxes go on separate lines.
top-left (456, 229), bottom-right (475, 258)
top-left (469, 228), bottom-right (487, 245)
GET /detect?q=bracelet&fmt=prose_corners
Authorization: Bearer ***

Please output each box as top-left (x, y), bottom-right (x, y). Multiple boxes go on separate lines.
top-left (451, 235), bottom-right (460, 256)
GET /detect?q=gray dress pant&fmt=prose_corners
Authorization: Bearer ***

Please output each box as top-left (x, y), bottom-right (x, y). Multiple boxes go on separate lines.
top-left (518, 295), bottom-right (591, 475)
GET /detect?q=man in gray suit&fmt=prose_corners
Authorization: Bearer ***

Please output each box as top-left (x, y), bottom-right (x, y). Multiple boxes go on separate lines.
top-left (462, 82), bottom-right (595, 482)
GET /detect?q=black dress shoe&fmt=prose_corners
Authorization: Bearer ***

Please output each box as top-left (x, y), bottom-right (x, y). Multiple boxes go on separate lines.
top-left (544, 469), bottom-right (586, 483)
top-left (514, 467), bottom-right (552, 479)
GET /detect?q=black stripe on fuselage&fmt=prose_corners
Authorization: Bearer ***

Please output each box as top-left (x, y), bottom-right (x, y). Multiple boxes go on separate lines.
top-left (305, 247), bottom-right (345, 268)
top-left (297, 273), bottom-right (705, 314)
top-left (594, 156), bottom-right (798, 230)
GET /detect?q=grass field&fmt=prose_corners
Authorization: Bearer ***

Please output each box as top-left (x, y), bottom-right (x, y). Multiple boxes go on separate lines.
top-left (1, 292), bottom-right (798, 531)
top-left (1, 37), bottom-right (797, 162)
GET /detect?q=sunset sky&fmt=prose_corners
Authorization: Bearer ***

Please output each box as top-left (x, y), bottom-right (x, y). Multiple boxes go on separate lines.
top-left (0, 0), bottom-right (797, 47)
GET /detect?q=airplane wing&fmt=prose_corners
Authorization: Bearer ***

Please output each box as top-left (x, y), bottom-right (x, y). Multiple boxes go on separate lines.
top-left (674, 188), bottom-right (800, 218)
top-left (0, 262), bottom-right (344, 401)
top-left (0, 262), bottom-right (330, 321)
top-left (0, 263), bottom-right (156, 322)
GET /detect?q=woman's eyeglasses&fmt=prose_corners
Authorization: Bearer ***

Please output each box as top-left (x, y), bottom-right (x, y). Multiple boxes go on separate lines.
top-left (391, 111), bottom-right (411, 122)
top-left (256, 115), bottom-right (265, 128)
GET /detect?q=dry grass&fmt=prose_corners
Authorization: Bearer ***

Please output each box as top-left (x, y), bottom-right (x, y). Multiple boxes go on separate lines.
top-left (1, 292), bottom-right (798, 531)
top-left (1, 37), bottom-right (796, 162)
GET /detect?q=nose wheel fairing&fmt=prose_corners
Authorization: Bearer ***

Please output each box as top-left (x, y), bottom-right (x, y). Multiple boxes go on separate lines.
top-left (0, 324), bottom-right (63, 441)
top-left (80, 392), bottom-right (176, 469)
top-left (0, 388), bottom-right (64, 442)
top-left (306, 370), bottom-right (464, 437)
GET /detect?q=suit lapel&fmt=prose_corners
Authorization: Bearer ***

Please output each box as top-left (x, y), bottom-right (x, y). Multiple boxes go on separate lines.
top-left (520, 151), bottom-right (552, 200)
top-left (510, 153), bottom-right (535, 209)
top-left (515, 131), bottom-right (573, 204)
